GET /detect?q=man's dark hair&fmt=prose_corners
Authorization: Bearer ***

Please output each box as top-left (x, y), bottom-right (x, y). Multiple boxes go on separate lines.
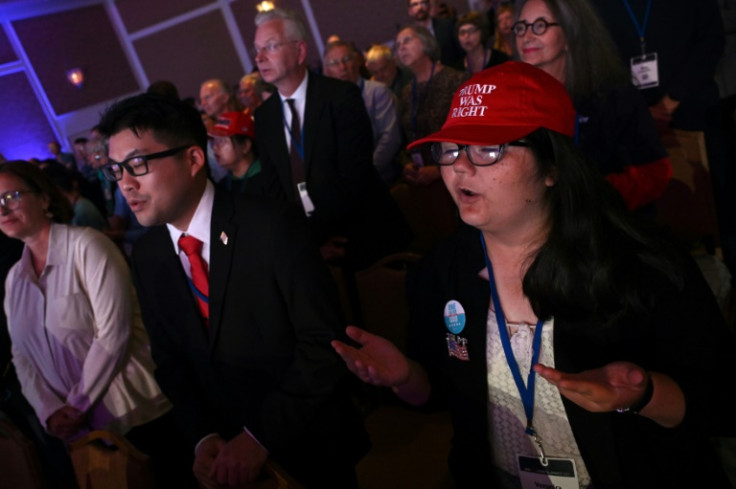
top-left (146, 80), bottom-right (181, 101)
top-left (97, 93), bottom-right (208, 153)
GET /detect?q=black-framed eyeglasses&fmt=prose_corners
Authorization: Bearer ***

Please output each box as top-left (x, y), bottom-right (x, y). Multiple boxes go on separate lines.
top-left (101, 146), bottom-right (189, 182)
top-left (430, 140), bottom-right (529, 167)
top-left (512, 18), bottom-right (560, 37)
top-left (0, 190), bottom-right (35, 211)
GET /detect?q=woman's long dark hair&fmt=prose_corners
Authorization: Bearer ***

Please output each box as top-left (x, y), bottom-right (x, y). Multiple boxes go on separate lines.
top-left (521, 129), bottom-right (685, 324)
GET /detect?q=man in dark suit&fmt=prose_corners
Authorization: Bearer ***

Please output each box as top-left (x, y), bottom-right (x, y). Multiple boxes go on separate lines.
top-left (253, 8), bottom-right (412, 272)
top-left (407, 0), bottom-right (464, 67)
top-left (98, 93), bottom-right (369, 488)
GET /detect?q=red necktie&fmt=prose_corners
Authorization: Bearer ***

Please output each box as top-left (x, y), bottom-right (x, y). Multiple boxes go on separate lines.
top-left (178, 235), bottom-right (209, 325)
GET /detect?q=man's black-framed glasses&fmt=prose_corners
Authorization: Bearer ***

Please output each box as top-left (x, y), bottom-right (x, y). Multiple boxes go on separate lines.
top-left (0, 190), bottom-right (35, 211)
top-left (430, 140), bottom-right (529, 167)
top-left (101, 146), bottom-right (189, 182)
top-left (512, 18), bottom-right (560, 37)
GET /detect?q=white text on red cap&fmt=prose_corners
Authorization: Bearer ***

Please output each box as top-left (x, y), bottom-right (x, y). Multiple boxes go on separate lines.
top-left (451, 84), bottom-right (497, 119)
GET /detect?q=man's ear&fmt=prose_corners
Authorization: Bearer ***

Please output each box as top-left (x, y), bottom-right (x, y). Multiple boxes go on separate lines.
top-left (186, 145), bottom-right (207, 178)
top-left (296, 40), bottom-right (308, 67)
top-left (241, 138), bottom-right (253, 157)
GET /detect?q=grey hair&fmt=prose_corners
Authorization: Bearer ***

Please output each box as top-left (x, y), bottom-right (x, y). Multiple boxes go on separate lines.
top-left (398, 24), bottom-right (440, 62)
top-left (255, 8), bottom-right (309, 42)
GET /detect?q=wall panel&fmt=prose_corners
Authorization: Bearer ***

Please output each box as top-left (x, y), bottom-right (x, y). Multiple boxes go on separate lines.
top-left (12, 4), bottom-right (138, 115)
top-left (0, 72), bottom-right (57, 161)
top-left (133, 9), bottom-right (242, 100)
top-left (115, 0), bottom-right (210, 32)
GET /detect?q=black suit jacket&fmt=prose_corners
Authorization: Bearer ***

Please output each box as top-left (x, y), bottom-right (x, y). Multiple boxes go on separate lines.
top-left (432, 17), bottom-right (464, 68)
top-left (131, 189), bottom-right (369, 484)
top-left (255, 72), bottom-right (411, 270)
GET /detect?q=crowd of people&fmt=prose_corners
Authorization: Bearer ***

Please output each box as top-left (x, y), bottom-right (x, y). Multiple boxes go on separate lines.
top-left (2, 1), bottom-right (735, 488)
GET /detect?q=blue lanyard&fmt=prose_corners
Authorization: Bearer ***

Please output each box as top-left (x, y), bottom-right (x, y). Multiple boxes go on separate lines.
top-left (410, 61), bottom-right (436, 141)
top-left (622, 0), bottom-right (653, 54)
top-left (281, 100), bottom-right (305, 160)
top-left (479, 232), bottom-right (544, 436)
top-left (186, 276), bottom-right (209, 304)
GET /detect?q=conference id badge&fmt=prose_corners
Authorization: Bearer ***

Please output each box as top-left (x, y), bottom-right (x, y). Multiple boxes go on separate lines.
top-left (297, 182), bottom-right (315, 217)
top-left (631, 53), bottom-right (659, 89)
top-left (518, 455), bottom-right (578, 489)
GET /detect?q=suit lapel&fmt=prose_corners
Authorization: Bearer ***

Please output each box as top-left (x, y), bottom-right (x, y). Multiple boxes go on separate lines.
top-left (208, 189), bottom-right (238, 352)
top-left (261, 95), bottom-right (292, 192)
top-left (303, 73), bottom-right (324, 176)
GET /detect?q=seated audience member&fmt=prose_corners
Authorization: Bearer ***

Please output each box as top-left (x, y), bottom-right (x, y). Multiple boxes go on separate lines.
top-left (200, 79), bottom-right (243, 182)
top-left (493, 1), bottom-right (515, 56)
top-left (324, 40), bottom-right (403, 185)
top-left (237, 72), bottom-right (265, 112)
top-left (209, 110), bottom-right (281, 196)
top-left (395, 24), bottom-right (469, 186)
top-left (513, 0), bottom-right (672, 213)
top-left (43, 164), bottom-right (108, 230)
top-left (85, 139), bottom-right (117, 218)
top-left (332, 61), bottom-right (736, 489)
top-left (455, 10), bottom-right (510, 74)
top-left (365, 43), bottom-right (414, 99)
top-left (47, 141), bottom-right (76, 170)
top-left (97, 92), bottom-right (371, 489)
top-left (0, 161), bottom-right (195, 488)
top-left (72, 136), bottom-right (88, 173)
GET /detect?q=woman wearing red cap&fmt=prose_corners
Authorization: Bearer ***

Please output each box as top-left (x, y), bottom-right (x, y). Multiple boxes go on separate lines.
top-left (332, 62), bottom-right (735, 488)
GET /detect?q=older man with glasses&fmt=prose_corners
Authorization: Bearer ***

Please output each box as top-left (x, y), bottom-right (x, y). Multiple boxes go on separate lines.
top-left (252, 7), bottom-right (411, 272)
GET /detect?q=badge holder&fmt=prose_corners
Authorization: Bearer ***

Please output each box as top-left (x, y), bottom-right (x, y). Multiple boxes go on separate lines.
top-left (631, 52), bottom-right (659, 89)
top-left (297, 182), bottom-right (315, 217)
top-left (517, 454), bottom-right (578, 489)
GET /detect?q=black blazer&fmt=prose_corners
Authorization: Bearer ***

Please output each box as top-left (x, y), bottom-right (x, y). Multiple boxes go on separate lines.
top-left (254, 72), bottom-right (411, 270)
top-left (432, 16), bottom-right (465, 67)
top-left (131, 189), bottom-right (369, 483)
top-left (407, 224), bottom-right (736, 488)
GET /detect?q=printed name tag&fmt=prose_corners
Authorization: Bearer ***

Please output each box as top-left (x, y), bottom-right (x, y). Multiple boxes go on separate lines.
top-left (297, 182), bottom-right (315, 217)
top-left (631, 52), bottom-right (659, 89)
top-left (518, 455), bottom-right (578, 489)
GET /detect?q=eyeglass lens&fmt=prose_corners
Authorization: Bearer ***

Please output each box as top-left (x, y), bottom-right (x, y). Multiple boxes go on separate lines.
top-left (513, 18), bottom-right (556, 36)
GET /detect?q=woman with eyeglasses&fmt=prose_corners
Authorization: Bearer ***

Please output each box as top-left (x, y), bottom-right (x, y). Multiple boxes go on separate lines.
top-left (332, 62), bottom-right (735, 488)
top-left (454, 11), bottom-right (510, 75)
top-left (0, 162), bottom-right (196, 487)
top-left (513, 0), bottom-right (672, 214)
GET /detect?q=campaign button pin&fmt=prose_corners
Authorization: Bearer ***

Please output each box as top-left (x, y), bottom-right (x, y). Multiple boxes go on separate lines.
top-left (444, 300), bottom-right (466, 334)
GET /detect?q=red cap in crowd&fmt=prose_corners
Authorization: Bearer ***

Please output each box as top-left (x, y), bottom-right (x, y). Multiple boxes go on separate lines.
top-left (407, 61), bottom-right (575, 149)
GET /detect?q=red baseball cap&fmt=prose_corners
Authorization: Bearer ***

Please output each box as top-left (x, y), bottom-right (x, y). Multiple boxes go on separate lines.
top-left (208, 110), bottom-right (255, 138)
top-left (407, 61), bottom-right (575, 150)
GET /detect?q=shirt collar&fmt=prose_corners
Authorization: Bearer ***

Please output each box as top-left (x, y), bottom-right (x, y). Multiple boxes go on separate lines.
top-left (167, 179), bottom-right (215, 255)
top-left (279, 71), bottom-right (309, 107)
